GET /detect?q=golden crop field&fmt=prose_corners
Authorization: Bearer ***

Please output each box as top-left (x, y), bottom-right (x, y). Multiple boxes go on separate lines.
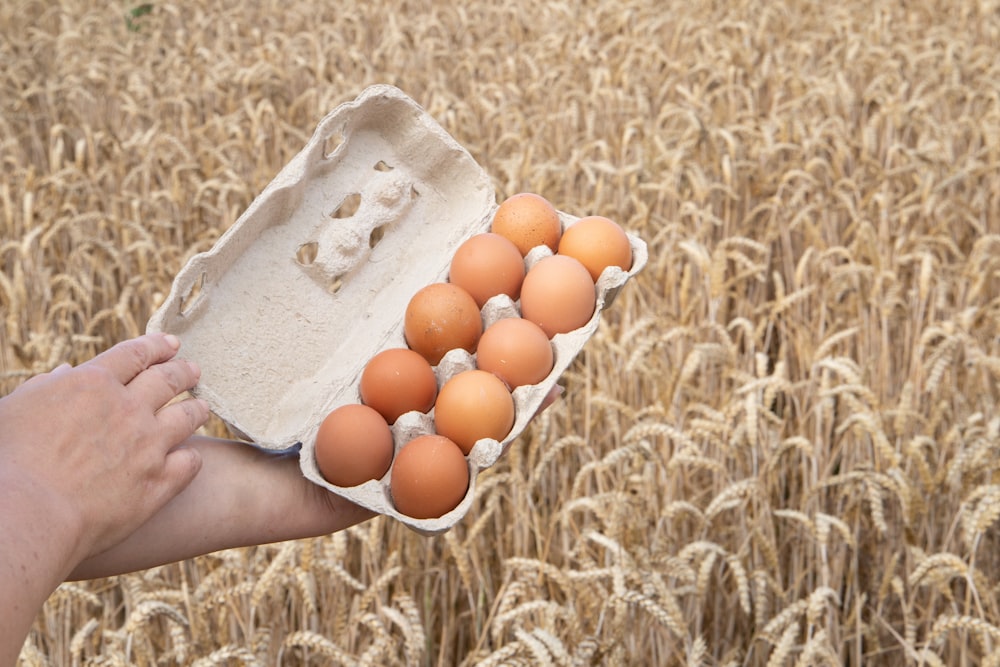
top-left (3, 0), bottom-right (1000, 664)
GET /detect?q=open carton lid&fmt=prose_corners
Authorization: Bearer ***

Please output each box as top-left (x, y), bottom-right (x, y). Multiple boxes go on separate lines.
top-left (148, 84), bottom-right (647, 534)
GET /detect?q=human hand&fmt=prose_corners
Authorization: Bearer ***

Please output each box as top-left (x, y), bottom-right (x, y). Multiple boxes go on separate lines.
top-left (68, 436), bottom-right (377, 580)
top-left (60, 371), bottom-right (565, 581)
top-left (0, 333), bottom-right (210, 566)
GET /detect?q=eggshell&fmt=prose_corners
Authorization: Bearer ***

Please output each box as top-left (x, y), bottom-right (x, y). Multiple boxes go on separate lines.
top-left (557, 215), bottom-right (633, 282)
top-left (390, 434), bottom-right (470, 519)
top-left (433, 369), bottom-right (515, 455)
top-left (448, 233), bottom-right (525, 308)
top-left (360, 348), bottom-right (437, 424)
top-left (146, 84), bottom-right (648, 535)
top-left (314, 404), bottom-right (394, 488)
top-left (404, 283), bottom-right (483, 365)
top-left (491, 192), bottom-right (562, 256)
top-left (519, 255), bottom-right (598, 338)
top-left (476, 317), bottom-right (553, 388)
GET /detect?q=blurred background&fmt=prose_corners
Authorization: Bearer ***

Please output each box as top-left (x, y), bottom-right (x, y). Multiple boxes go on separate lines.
top-left (3, 0), bottom-right (1000, 664)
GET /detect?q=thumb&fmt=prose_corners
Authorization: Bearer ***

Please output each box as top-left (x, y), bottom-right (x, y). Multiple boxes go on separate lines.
top-left (158, 446), bottom-right (204, 501)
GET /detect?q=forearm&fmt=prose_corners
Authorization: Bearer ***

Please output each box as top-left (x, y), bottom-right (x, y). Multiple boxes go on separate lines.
top-left (68, 436), bottom-right (375, 580)
top-left (0, 473), bottom-right (84, 666)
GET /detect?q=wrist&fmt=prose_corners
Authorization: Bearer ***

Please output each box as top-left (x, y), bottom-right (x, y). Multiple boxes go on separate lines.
top-left (0, 464), bottom-right (87, 576)
top-left (0, 465), bottom-right (87, 664)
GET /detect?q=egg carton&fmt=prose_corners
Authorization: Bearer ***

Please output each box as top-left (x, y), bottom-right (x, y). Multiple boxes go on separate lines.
top-left (147, 84), bottom-right (648, 534)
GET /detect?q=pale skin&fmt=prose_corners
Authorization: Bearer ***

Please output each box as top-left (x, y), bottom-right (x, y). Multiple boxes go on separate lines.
top-left (1, 333), bottom-right (560, 666)
top-left (0, 334), bottom-right (374, 666)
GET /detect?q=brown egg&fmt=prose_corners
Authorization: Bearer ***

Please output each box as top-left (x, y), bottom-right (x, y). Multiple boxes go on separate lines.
top-left (519, 255), bottom-right (597, 338)
top-left (449, 233), bottom-right (526, 308)
top-left (433, 369), bottom-right (515, 455)
top-left (557, 215), bottom-right (633, 282)
top-left (404, 282), bottom-right (483, 366)
top-left (314, 404), bottom-right (394, 488)
top-left (390, 434), bottom-right (470, 519)
top-left (476, 317), bottom-right (554, 389)
top-left (360, 348), bottom-right (438, 424)
top-left (490, 192), bottom-right (563, 257)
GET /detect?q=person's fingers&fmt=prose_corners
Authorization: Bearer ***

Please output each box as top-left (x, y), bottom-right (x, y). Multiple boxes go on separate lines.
top-left (153, 445), bottom-right (204, 505)
top-left (87, 333), bottom-right (182, 385)
top-left (155, 396), bottom-right (211, 445)
top-left (128, 357), bottom-right (203, 411)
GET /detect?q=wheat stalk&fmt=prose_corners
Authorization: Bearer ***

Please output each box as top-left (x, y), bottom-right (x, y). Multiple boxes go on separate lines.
top-left (191, 644), bottom-right (262, 666)
top-left (279, 630), bottom-right (356, 665)
top-left (9, 1), bottom-right (1000, 664)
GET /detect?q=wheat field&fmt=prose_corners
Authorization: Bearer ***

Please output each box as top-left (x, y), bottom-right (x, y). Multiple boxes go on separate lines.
top-left (3, 0), bottom-right (1000, 664)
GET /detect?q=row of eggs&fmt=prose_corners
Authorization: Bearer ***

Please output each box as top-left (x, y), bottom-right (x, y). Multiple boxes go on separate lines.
top-left (313, 193), bottom-right (633, 519)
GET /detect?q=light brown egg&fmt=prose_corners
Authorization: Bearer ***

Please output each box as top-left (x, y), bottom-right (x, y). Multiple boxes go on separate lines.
top-left (476, 317), bottom-right (554, 389)
top-left (490, 192), bottom-right (563, 257)
top-left (314, 404), bottom-right (394, 487)
top-left (519, 255), bottom-right (597, 338)
top-left (390, 434), bottom-right (470, 519)
top-left (404, 282), bottom-right (483, 365)
top-left (557, 215), bottom-right (633, 282)
top-left (449, 233), bottom-right (526, 308)
top-left (360, 348), bottom-right (438, 424)
top-left (433, 369), bottom-right (515, 455)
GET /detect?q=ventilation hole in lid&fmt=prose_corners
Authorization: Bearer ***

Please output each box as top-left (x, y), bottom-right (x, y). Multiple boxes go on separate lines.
top-left (369, 224), bottom-right (387, 248)
top-left (331, 193), bottom-right (361, 219)
top-left (296, 241), bottom-right (318, 265)
top-left (329, 275), bottom-right (344, 295)
top-left (324, 132), bottom-right (345, 159)
top-left (374, 160), bottom-right (393, 172)
top-left (180, 272), bottom-right (206, 316)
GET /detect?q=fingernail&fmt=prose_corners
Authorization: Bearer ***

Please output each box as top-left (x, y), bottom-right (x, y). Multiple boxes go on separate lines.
top-left (164, 333), bottom-right (181, 350)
